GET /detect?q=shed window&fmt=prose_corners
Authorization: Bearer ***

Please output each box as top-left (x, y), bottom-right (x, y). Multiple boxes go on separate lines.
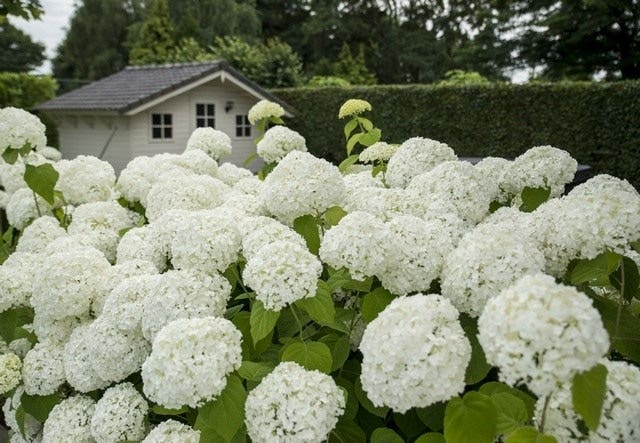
top-left (196, 103), bottom-right (215, 128)
top-left (236, 114), bottom-right (251, 137)
top-left (151, 113), bottom-right (172, 140)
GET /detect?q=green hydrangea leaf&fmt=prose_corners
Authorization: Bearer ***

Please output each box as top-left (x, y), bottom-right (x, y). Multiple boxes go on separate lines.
top-left (24, 163), bottom-right (59, 205)
top-left (361, 287), bottom-right (394, 323)
top-left (194, 375), bottom-right (247, 443)
top-left (444, 392), bottom-right (497, 443)
top-left (572, 363), bottom-right (608, 432)
top-left (281, 340), bottom-right (332, 373)
top-left (250, 300), bottom-right (280, 344)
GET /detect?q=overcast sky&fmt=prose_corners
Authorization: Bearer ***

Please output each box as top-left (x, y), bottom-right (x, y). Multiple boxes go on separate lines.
top-left (11, 0), bottom-right (76, 74)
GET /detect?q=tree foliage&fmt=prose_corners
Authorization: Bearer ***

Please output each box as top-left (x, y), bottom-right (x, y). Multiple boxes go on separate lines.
top-left (128, 0), bottom-right (175, 65)
top-left (0, 20), bottom-right (44, 72)
top-left (0, 0), bottom-right (42, 21)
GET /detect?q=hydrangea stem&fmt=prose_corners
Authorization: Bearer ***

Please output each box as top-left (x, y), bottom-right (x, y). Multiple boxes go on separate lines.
top-left (290, 304), bottom-right (305, 342)
top-left (538, 394), bottom-right (551, 433)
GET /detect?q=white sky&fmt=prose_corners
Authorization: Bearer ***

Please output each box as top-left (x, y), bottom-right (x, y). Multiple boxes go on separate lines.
top-left (11, 0), bottom-right (76, 74)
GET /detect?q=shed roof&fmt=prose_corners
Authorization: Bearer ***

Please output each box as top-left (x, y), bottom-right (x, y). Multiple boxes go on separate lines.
top-left (36, 60), bottom-right (291, 114)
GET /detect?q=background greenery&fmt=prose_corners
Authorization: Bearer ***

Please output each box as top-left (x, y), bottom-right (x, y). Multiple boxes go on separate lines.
top-left (274, 81), bottom-right (640, 188)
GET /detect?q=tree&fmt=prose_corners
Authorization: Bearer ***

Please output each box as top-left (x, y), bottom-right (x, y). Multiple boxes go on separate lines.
top-left (0, 20), bottom-right (45, 71)
top-left (331, 43), bottom-right (377, 85)
top-left (0, 0), bottom-right (42, 21)
top-left (128, 0), bottom-right (176, 65)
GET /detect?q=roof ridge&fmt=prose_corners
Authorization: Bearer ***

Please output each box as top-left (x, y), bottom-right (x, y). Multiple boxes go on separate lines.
top-left (125, 60), bottom-right (223, 70)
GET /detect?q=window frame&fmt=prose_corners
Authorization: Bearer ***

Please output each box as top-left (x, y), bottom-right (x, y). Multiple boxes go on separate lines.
top-left (235, 114), bottom-right (252, 138)
top-left (150, 112), bottom-right (173, 141)
top-left (195, 102), bottom-right (216, 129)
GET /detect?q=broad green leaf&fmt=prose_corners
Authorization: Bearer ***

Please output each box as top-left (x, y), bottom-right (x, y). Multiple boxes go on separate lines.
top-left (257, 162), bottom-right (277, 180)
top-left (460, 314), bottom-right (492, 384)
top-left (324, 206), bottom-right (347, 227)
top-left (338, 154), bottom-right (360, 173)
top-left (15, 405), bottom-right (25, 437)
top-left (250, 300), bottom-right (280, 344)
top-left (479, 382), bottom-right (535, 419)
top-left (415, 433), bottom-right (446, 443)
top-left (370, 427), bottom-right (404, 443)
top-left (335, 378), bottom-right (359, 420)
top-left (151, 405), bottom-right (189, 415)
top-left (237, 360), bottom-right (274, 382)
top-left (329, 420), bottom-right (367, 443)
top-left (568, 251), bottom-right (621, 286)
top-left (24, 163), bottom-right (59, 205)
top-left (293, 214), bottom-right (320, 255)
top-left (372, 164), bottom-right (386, 177)
top-left (393, 410), bottom-right (427, 441)
top-left (444, 392), bottom-right (497, 443)
top-left (519, 186), bottom-right (551, 212)
top-left (347, 133), bottom-right (363, 155)
top-left (416, 401), bottom-right (446, 431)
top-left (194, 375), bottom-right (247, 443)
top-left (295, 288), bottom-right (336, 324)
top-left (358, 117), bottom-right (374, 131)
top-left (359, 128), bottom-right (382, 147)
top-left (2, 148), bottom-right (20, 164)
top-left (270, 116), bottom-right (285, 125)
top-left (610, 256), bottom-right (640, 301)
top-left (319, 334), bottom-right (350, 372)
top-left (21, 392), bottom-right (61, 422)
top-left (342, 276), bottom-right (373, 292)
top-left (354, 378), bottom-right (389, 418)
top-left (361, 287), bottom-right (394, 323)
top-left (572, 363), bottom-right (608, 432)
top-left (491, 392), bottom-right (528, 435)
top-left (344, 118), bottom-right (359, 141)
top-left (281, 340), bottom-right (332, 373)
top-left (243, 152), bottom-right (258, 167)
top-left (0, 307), bottom-right (33, 343)
top-left (590, 294), bottom-right (640, 362)
top-left (504, 426), bottom-right (558, 443)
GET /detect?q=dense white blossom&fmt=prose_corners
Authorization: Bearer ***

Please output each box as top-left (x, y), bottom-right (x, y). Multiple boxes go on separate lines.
top-left (0, 107), bottom-right (47, 154)
top-left (386, 137), bottom-right (457, 188)
top-left (478, 274), bottom-right (609, 396)
top-left (32, 247), bottom-right (110, 320)
top-left (248, 99), bottom-right (285, 124)
top-left (145, 173), bottom-right (228, 222)
top-left (342, 186), bottom-right (392, 218)
top-left (22, 341), bottom-right (66, 395)
top-left (0, 352), bottom-right (22, 394)
top-left (0, 159), bottom-right (27, 195)
top-left (142, 420), bottom-right (200, 443)
top-left (536, 359), bottom-right (640, 443)
top-left (3, 387), bottom-right (42, 441)
top-left (257, 126), bottom-right (307, 163)
top-left (243, 241), bottom-right (322, 311)
top-left (141, 270), bottom-right (231, 342)
top-left (171, 209), bottom-right (241, 275)
top-left (219, 190), bottom-right (265, 216)
top-left (343, 170), bottom-right (384, 190)
top-left (91, 382), bottom-right (149, 443)
top-left (360, 294), bottom-right (471, 412)
top-left (115, 156), bottom-right (157, 204)
top-left (319, 211), bottom-right (390, 280)
top-left (33, 313), bottom-right (89, 344)
top-left (245, 362), bottom-right (345, 443)
top-left (55, 155), bottom-right (116, 205)
top-left (441, 221), bottom-right (546, 316)
top-left (37, 146), bottom-right (62, 161)
top-left (241, 216), bottom-right (306, 259)
top-left (64, 323), bottom-right (110, 392)
top-left (15, 215), bottom-right (66, 253)
top-left (358, 141), bottom-right (397, 163)
top-left (218, 162), bottom-right (254, 185)
top-left (42, 395), bottom-right (96, 443)
top-left (0, 252), bottom-right (42, 313)
top-left (260, 151), bottom-right (345, 225)
top-left (185, 127), bottom-right (232, 161)
top-left (8, 338), bottom-right (32, 358)
top-left (474, 156), bottom-right (513, 203)
top-left (5, 187), bottom-right (53, 229)
top-left (150, 209), bottom-right (194, 261)
top-left (101, 274), bottom-right (161, 332)
top-left (142, 317), bottom-right (242, 409)
top-left (93, 259), bottom-right (157, 316)
top-left (116, 225), bottom-right (167, 272)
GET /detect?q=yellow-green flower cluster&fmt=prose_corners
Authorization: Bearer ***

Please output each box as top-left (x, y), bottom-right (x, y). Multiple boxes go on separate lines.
top-left (0, 352), bottom-right (22, 394)
top-left (338, 99), bottom-right (372, 119)
top-left (248, 100), bottom-right (285, 125)
top-left (358, 141), bottom-right (397, 163)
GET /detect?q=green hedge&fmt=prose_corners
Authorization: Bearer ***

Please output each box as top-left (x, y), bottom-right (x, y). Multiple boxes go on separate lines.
top-left (274, 82), bottom-right (640, 189)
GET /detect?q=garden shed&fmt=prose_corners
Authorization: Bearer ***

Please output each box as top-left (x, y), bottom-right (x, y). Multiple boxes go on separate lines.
top-left (36, 60), bottom-right (292, 172)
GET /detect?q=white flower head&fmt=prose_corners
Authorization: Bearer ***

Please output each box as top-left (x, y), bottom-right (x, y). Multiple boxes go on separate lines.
top-left (243, 241), bottom-right (322, 311)
top-left (386, 137), bottom-right (457, 188)
top-left (0, 252), bottom-right (43, 313)
top-left (55, 155), bottom-right (116, 205)
top-left (241, 216), bottom-right (306, 259)
top-left (257, 125), bottom-right (307, 163)
top-left (248, 99), bottom-right (285, 125)
top-left (0, 107), bottom-right (47, 154)
top-left (358, 141), bottom-right (397, 163)
top-left (185, 127), bottom-right (232, 161)
top-left (142, 420), bottom-right (200, 443)
top-left (142, 317), bottom-right (242, 409)
top-left (0, 352), bottom-right (22, 395)
top-left (37, 146), bottom-right (62, 161)
top-left (101, 274), bottom-right (161, 333)
top-left (3, 387), bottom-right (42, 440)
top-left (33, 313), bottom-right (90, 345)
top-left (260, 151), bottom-right (345, 225)
top-left (90, 382), bottom-right (149, 443)
top-left (63, 323), bottom-right (110, 392)
top-left (217, 162), bottom-right (254, 186)
top-left (116, 225), bottom-right (167, 273)
top-left (15, 215), bottom-right (66, 253)
top-left (474, 156), bottom-right (513, 203)
top-left (360, 294), bottom-right (471, 412)
top-left (245, 361), bottom-right (345, 443)
top-left (5, 187), bottom-right (53, 229)
top-left (42, 395), bottom-right (96, 443)
top-left (92, 260), bottom-right (158, 316)
top-left (478, 273), bottom-right (609, 396)
top-left (22, 341), bottom-right (66, 396)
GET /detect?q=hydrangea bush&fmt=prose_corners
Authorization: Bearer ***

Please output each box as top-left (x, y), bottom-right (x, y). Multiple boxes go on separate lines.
top-left (0, 102), bottom-right (639, 443)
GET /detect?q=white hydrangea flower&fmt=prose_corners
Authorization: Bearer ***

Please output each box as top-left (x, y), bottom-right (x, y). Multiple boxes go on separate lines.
top-left (8, 338), bottom-right (32, 358)
top-left (5, 187), bottom-right (53, 230)
top-left (407, 160), bottom-right (494, 225)
top-left (94, 260), bottom-right (157, 318)
top-left (116, 225), bottom-right (166, 272)
top-left (245, 361), bottom-right (345, 443)
top-left (0, 352), bottom-right (22, 394)
top-left (115, 155), bottom-right (156, 204)
top-left (241, 216), bottom-right (306, 259)
top-left (171, 209), bottom-right (241, 275)
top-left (142, 420), bottom-right (200, 443)
top-left (217, 162), bottom-right (254, 186)
top-left (535, 359), bottom-right (640, 443)
top-left (55, 155), bottom-right (116, 205)
top-left (358, 141), bottom-right (397, 163)
top-left (171, 150), bottom-right (220, 178)
top-left (478, 273), bottom-right (609, 396)
top-left (385, 137), bottom-right (457, 188)
top-left (243, 241), bottom-right (322, 311)
top-left (142, 317), bottom-right (242, 409)
top-left (257, 126), bottom-right (307, 163)
top-left (319, 211), bottom-right (391, 280)
top-left (474, 156), bottom-right (513, 203)
top-left (220, 191), bottom-right (265, 216)
top-left (32, 247), bottom-right (110, 321)
top-left (343, 170), bottom-right (384, 190)
top-left (22, 341), bottom-right (66, 396)
top-left (42, 395), bottom-right (96, 443)
top-left (33, 313), bottom-right (89, 344)
top-left (91, 382), bottom-right (149, 443)
top-left (248, 99), bottom-right (285, 125)
top-left (3, 387), bottom-right (42, 441)
top-left (0, 107), bottom-right (47, 154)
top-left (342, 186), bottom-right (392, 219)
top-left (380, 216), bottom-right (458, 296)
top-left (100, 274), bottom-right (161, 332)
top-left (141, 269), bottom-right (231, 342)
top-left (150, 209), bottom-right (194, 261)
top-left (260, 151), bottom-right (345, 225)
top-left (185, 127), bottom-right (232, 161)
top-left (0, 160), bottom-right (27, 195)
top-left (63, 323), bottom-right (110, 392)
top-left (360, 294), bottom-right (471, 412)
top-left (441, 222), bottom-right (546, 316)
top-left (36, 146), bottom-right (62, 161)
top-left (0, 252), bottom-right (43, 313)
top-left (15, 215), bottom-right (66, 253)
top-left (505, 145), bottom-right (578, 198)
top-left (145, 173), bottom-right (228, 222)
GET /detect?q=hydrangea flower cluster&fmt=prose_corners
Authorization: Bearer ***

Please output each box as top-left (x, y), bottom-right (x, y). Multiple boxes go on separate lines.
top-left (90, 382), bottom-right (149, 443)
top-left (338, 98), bottom-right (372, 118)
top-left (22, 341), bottom-right (66, 395)
top-left (478, 274), bottom-right (609, 396)
top-left (142, 420), bottom-right (200, 443)
top-left (248, 99), bottom-right (285, 124)
top-left (0, 107), bottom-right (47, 154)
top-left (41, 395), bottom-right (96, 443)
top-left (360, 294), bottom-right (471, 412)
top-left (386, 137), bottom-right (457, 188)
top-left (358, 141), bottom-right (397, 163)
top-left (257, 125), bottom-right (307, 163)
top-left (185, 127), bottom-right (232, 161)
top-left (245, 362), bottom-right (345, 443)
top-left (55, 155), bottom-right (116, 205)
top-left (0, 352), bottom-right (22, 394)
